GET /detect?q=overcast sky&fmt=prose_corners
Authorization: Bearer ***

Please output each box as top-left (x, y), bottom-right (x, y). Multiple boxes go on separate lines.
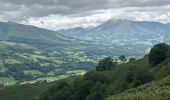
top-left (0, 0), bottom-right (170, 30)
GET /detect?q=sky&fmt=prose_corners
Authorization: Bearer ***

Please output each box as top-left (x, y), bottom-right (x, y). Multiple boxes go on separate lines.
top-left (0, 0), bottom-right (170, 30)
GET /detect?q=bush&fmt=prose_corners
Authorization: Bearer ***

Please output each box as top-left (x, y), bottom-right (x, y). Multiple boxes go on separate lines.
top-left (149, 43), bottom-right (169, 66)
top-left (125, 66), bottom-right (153, 87)
top-left (119, 55), bottom-right (127, 63)
top-left (40, 72), bottom-right (110, 100)
top-left (96, 57), bottom-right (117, 71)
top-left (39, 81), bottom-right (74, 100)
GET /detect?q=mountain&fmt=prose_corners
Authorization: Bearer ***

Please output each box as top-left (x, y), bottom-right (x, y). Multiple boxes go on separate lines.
top-left (0, 22), bottom-right (77, 48)
top-left (58, 19), bottom-right (170, 57)
top-left (58, 27), bottom-right (93, 39)
top-left (85, 19), bottom-right (170, 38)
top-left (58, 19), bottom-right (170, 44)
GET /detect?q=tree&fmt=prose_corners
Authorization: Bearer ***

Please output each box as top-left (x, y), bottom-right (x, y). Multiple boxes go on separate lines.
top-left (149, 43), bottom-right (169, 66)
top-left (86, 82), bottom-right (106, 100)
top-left (119, 55), bottom-right (127, 63)
top-left (129, 58), bottom-right (136, 62)
top-left (39, 81), bottom-right (74, 100)
top-left (96, 57), bottom-right (117, 71)
top-left (125, 66), bottom-right (153, 87)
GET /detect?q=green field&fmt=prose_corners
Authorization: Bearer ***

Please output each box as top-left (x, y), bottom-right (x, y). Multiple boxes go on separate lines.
top-left (0, 77), bottom-right (16, 86)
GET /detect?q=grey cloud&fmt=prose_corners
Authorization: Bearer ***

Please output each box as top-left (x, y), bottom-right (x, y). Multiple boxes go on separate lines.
top-left (0, 0), bottom-right (170, 29)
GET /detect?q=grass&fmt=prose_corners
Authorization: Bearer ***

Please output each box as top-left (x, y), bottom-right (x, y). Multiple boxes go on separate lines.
top-left (67, 70), bottom-right (87, 76)
top-left (107, 75), bottom-right (170, 100)
top-left (36, 75), bottom-right (68, 81)
top-left (107, 92), bottom-right (159, 100)
top-left (5, 59), bottom-right (22, 64)
top-left (0, 77), bottom-right (16, 86)
top-left (0, 66), bottom-right (7, 72)
top-left (0, 41), bottom-right (35, 49)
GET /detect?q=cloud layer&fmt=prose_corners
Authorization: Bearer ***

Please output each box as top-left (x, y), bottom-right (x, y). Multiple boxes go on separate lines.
top-left (0, 0), bottom-right (170, 30)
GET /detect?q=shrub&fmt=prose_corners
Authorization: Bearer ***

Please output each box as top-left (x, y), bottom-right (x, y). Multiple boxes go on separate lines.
top-left (96, 57), bottom-right (117, 71)
top-left (125, 66), bottom-right (153, 87)
top-left (149, 43), bottom-right (169, 66)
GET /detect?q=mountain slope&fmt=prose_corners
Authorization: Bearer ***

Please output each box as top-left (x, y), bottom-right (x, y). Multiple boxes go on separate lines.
top-left (58, 27), bottom-right (92, 39)
top-left (0, 22), bottom-right (76, 48)
top-left (58, 19), bottom-right (170, 56)
top-left (58, 19), bottom-right (170, 45)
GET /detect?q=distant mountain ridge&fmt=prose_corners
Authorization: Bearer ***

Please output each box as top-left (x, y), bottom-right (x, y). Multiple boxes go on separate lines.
top-left (58, 19), bottom-right (170, 40)
top-left (58, 27), bottom-right (93, 39)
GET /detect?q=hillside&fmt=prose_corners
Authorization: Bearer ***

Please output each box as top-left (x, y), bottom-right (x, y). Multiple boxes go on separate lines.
top-left (0, 43), bottom-right (170, 100)
top-left (0, 40), bottom-right (90, 85)
top-left (59, 19), bottom-right (170, 41)
top-left (0, 22), bottom-right (76, 48)
top-left (0, 55), bottom-right (150, 100)
top-left (107, 75), bottom-right (170, 100)
top-left (39, 43), bottom-right (170, 100)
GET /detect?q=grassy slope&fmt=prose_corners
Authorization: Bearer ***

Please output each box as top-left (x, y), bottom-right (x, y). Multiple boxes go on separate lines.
top-left (96, 56), bottom-right (151, 94)
top-left (107, 75), bottom-right (170, 100)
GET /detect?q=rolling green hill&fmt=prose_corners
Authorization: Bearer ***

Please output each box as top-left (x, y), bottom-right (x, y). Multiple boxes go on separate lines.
top-left (0, 40), bottom-right (90, 85)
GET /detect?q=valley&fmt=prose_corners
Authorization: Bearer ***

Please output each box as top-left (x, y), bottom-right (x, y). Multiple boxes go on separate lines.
top-left (0, 19), bottom-right (170, 85)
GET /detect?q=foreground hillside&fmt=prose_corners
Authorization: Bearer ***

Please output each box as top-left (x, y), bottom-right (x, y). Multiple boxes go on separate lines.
top-left (107, 75), bottom-right (170, 100)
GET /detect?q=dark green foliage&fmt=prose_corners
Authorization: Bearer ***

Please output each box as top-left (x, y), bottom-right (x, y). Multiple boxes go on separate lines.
top-left (0, 83), bottom-right (54, 100)
top-left (86, 82), bottom-right (106, 100)
top-left (108, 76), bottom-right (170, 100)
top-left (125, 66), bottom-right (153, 87)
top-left (40, 81), bottom-right (74, 100)
top-left (72, 72), bottom-right (109, 100)
top-left (96, 57), bottom-right (117, 71)
top-left (129, 58), bottom-right (136, 62)
top-left (149, 43), bottom-right (169, 66)
top-left (119, 55), bottom-right (127, 63)
top-left (40, 72), bottom-right (110, 100)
